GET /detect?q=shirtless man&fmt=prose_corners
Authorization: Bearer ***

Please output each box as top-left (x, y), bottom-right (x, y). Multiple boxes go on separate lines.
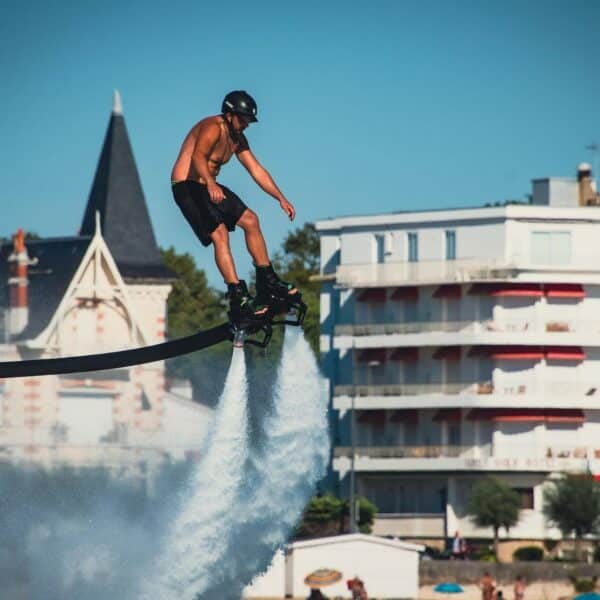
top-left (171, 90), bottom-right (300, 321)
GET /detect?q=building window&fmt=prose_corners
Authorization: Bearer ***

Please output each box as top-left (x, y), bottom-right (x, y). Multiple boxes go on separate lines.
top-left (513, 487), bottom-right (534, 509)
top-left (531, 231), bottom-right (571, 265)
top-left (374, 234), bottom-right (385, 263)
top-left (445, 230), bottom-right (456, 260)
top-left (408, 232), bottom-right (418, 262)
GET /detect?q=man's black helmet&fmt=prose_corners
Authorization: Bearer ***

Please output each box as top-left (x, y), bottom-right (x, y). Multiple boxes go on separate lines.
top-left (222, 90), bottom-right (258, 122)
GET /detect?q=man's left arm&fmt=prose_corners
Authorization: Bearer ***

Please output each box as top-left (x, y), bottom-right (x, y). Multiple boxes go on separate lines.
top-left (237, 149), bottom-right (295, 221)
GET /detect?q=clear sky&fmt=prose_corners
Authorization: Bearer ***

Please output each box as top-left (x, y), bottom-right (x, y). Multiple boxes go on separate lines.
top-left (2, 0), bottom-right (599, 287)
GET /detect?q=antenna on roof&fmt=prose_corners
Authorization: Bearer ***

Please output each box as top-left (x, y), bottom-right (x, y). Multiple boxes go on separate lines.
top-left (586, 142), bottom-right (599, 178)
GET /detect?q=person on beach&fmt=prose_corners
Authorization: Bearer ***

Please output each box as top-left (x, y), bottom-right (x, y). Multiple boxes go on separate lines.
top-left (479, 571), bottom-right (496, 600)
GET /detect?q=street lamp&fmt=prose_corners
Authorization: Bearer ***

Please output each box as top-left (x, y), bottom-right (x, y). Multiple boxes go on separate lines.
top-left (349, 356), bottom-right (381, 533)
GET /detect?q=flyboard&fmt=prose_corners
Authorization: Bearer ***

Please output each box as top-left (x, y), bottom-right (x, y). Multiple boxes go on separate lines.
top-left (0, 295), bottom-right (306, 379)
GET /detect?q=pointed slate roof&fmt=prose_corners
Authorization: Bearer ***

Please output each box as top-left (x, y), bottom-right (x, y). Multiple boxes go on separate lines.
top-left (80, 91), bottom-right (173, 281)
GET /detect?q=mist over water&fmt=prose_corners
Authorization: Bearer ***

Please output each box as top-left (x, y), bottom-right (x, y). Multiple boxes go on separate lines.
top-left (0, 461), bottom-right (193, 600)
top-left (0, 332), bottom-right (327, 600)
top-left (200, 327), bottom-right (329, 600)
top-left (143, 346), bottom-right (250, 600)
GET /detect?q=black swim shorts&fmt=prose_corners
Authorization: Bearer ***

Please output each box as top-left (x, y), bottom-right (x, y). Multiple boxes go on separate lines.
top-left (172, 181), bottom-right (248, 247)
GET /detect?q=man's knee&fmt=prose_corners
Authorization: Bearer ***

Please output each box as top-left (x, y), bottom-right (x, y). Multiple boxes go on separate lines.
top-left (211, 225), bottom-right (230, 247)
top-left (238, 209), bottom-right (260, 231)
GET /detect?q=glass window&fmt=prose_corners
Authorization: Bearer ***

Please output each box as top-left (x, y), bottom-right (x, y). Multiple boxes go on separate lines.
top-left (513, 487), bottom-right (534, 509)
top-left (408, 232), bottom-right (418, 262)
top-left (446, 230), bottom-right (456, 260)
top-left (374, 234), bottom-right (385, 263)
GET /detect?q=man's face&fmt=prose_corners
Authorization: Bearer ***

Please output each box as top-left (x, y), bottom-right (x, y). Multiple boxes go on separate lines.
top-left (232, 113), bottom-right (251, 132)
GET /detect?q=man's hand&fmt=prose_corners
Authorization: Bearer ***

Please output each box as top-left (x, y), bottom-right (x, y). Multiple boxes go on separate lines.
top-left (279, 198), bottom-right (296, 221)
top-left (207, 182), bottom-right (226, 203)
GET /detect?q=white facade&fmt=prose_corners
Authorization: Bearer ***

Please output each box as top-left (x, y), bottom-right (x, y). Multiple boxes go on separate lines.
top-left (245, 534), bottom-right (424, 599)
top-left (316, 177), bottom-right (600, 543)
top-left (0, 228), bottom-right (213, 471)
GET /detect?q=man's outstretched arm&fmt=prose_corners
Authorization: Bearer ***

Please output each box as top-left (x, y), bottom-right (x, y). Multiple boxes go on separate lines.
top-left (237, 149), bottom-right (296, 220)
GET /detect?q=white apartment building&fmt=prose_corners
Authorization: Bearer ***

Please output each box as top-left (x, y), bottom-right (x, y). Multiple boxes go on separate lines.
top-left (316, 164), bottom-right (600, 546)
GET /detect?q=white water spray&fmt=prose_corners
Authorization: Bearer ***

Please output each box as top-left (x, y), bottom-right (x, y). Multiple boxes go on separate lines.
top-left (142, 346), bottom-right (250, 600)
top-left (200, 327), bottom-right (330, 599)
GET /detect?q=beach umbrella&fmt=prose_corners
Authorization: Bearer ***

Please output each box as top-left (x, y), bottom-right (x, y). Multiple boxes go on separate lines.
top-left (574, 593), bottom-right (600, 600)
top-left (304, 569), bottom-right (343, 588)
top-left (434, 582), bottom-right (464, 594)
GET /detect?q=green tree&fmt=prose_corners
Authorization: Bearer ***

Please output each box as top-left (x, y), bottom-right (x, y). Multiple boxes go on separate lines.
top-left (295, 494), bottom-right (377, 539)
top-left (467, 477), bottom-right (521, 561)
top-left (543, 474), bottom-right (600, 561)
top-left (161, 247), bottom-right (231, 405)
top-left (270, 223), bottom-right (320, 355)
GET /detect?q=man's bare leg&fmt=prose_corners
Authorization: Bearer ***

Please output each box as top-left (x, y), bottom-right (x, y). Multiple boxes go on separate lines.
top-left (237, 209), bottom-right (297, 294)
top-left (236, 208), bottom-right (269, 266)
top-left (210, 224), bottom-right (238, 283)
top-left (211, 223), bottom-right (267, 316)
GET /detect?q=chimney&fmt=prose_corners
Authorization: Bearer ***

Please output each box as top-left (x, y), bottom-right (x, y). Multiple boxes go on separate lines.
top-left (7, 229), bottom-right (32, 337)
top-left (577, 162), bottom-right (598, 206)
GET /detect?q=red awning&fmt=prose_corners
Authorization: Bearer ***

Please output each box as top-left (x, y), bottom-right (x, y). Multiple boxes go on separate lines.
top-left (357, 288), bottom-right (387, 302)
top-left (492, 284), bottom-right (544, 297)
top-left (389, 347), bottom-right (419, 362)
top-left (433, 408), bottom-right (462, 423)
top-left (356, 348), bottom-right (387, 363)
top-left (389, 409), bottom-right (418, 423)
top-left (467, 283), bottom-right (543, 297)
top-left (489, 346), bottom-right (544, 360)
top-left (467, 408), bottom-right (584, 423)
top-left (433, 284), bottom-right (462, 299)
top-left (544, 283), bottom-right (585, 299)
top-left (391, 286), bottom-right (419, 301)
top-left (433, 346), bottom-right (462, 360)
top-left (545, 346), bottom-right (586, 361)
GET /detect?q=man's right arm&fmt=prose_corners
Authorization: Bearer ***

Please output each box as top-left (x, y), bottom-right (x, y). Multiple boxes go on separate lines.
top-left (191, 122), bottom-right (226, 202)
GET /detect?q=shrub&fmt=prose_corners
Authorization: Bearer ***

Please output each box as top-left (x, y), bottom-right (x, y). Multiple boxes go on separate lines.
top-left (513, 546), bottom-right (544, 561)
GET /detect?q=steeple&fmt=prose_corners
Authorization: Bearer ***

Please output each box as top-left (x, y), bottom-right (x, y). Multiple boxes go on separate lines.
top-left (80, 91), bottom-right (171, 280)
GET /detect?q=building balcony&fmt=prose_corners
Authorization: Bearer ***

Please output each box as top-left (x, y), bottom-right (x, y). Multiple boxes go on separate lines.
top-left (335, 258), bottom-right (600, 288)
top-left (334, 444), bottom-right (472, 459)
top-left (332, 444), bottom-right (593, 475)
top-left (333, 381), bottom-right (598, 398)
top-left (334, 319), bottom-right (600, 337)
top-left (333, 320), bottom-right (600, 350)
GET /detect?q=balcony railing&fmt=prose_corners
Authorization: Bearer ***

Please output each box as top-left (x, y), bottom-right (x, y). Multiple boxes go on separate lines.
top-left (335, 258), bottom-right (600, 287)
top-left (334, 381), bottom-right (599, 397)
top-left (334, 445), bottom-right (479, 459)
top-left (335, 321), bottom-right (472, 336)
top-left (334, 445), bottom-right (595, 464)
top-left (335, 258), bottom-right (514, 287)
top-left (335, 319), bottom-right (600, 337)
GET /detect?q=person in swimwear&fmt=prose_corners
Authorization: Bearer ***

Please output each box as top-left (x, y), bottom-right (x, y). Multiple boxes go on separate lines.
top-left (171, 90), bottom-right (300, 320)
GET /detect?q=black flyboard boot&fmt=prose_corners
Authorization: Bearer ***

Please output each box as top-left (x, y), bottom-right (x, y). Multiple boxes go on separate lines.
top-left (255, 264), bottom-right (307, 326)
top-left (227, 280), bottom-right (272, 347)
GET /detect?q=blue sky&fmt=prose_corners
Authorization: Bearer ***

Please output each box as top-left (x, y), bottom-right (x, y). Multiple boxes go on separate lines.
top-left (2, 0), bottom-right (599, 287)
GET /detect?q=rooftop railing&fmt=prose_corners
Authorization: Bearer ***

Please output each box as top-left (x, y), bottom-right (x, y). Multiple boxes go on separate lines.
top-left (335, 258), bottom-right (600, 287)
top-left (335, 258), bottom-right (514, 287)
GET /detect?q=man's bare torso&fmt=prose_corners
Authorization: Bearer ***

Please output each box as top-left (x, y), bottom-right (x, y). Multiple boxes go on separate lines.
top-left (171, 115), bottom-right (246, 183)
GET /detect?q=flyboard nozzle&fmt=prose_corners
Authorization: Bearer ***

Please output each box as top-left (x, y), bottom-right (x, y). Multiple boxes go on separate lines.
top-left (233, 329), bottom-right (246, 348)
